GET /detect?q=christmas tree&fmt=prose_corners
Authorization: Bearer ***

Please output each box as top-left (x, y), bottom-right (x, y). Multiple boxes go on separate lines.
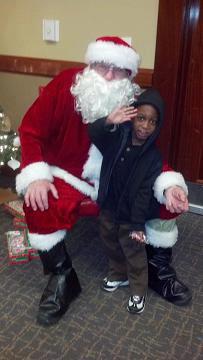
top-left (0, 106), bottom-right (21, 169)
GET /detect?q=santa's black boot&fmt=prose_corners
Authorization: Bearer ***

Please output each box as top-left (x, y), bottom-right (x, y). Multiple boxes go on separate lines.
top-left (146, 245), bottom-right (192, 306)
top-left (37, 241), bottom-right (81, 326)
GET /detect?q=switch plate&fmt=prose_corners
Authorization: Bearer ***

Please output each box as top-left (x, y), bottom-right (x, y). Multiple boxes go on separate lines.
top-left (43, 19), bottom-right (59, 42)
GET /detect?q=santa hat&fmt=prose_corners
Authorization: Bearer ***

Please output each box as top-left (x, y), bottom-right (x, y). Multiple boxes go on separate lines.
top-left (85, 36), bottom-right (141, 78)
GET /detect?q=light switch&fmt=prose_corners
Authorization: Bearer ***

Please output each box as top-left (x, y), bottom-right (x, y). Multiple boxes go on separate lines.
top-left (43, 19), bottom-right (59, 42)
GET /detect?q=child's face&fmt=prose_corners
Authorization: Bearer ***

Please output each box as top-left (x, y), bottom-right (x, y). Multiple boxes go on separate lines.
top-left (132, 104), bottom-right (158, 145)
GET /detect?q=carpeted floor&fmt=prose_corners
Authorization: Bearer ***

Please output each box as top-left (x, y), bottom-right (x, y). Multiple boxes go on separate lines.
top-left (0, 205), bottom-right (202, 360)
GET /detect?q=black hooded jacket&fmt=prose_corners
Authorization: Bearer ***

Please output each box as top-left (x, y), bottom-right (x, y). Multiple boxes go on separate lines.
top-left (88, 88), bottom-right (165, 232)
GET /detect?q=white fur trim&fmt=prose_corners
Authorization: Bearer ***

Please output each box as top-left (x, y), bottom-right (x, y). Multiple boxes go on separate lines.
top-left (50, 166), bottom-right (98, 201)
top-left (82, 145), bottom-right (102, 182)
top-left (153, 171), bottom-right (188, 204)
top-left (85, 40), bottom-right (140, 78)
top-left (16, 162), bottom-right (53, 195)
top-left (28, 230), bottom-right (66, 251)
top-left (16, 160), bottom-right (99, 200)
top-left (145, 223), bottom-right (178, 248)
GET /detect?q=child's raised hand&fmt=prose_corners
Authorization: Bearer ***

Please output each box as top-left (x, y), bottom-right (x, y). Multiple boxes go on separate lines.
top-left (106, 106), bottom-right (137, 125)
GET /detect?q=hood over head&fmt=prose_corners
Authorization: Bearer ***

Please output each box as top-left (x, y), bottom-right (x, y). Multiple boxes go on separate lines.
top-left (131, 88), bottom-right (165, 147)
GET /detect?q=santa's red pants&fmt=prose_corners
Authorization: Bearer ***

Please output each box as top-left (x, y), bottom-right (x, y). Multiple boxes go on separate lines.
top-left (23, 177), bottom-right (99, 235)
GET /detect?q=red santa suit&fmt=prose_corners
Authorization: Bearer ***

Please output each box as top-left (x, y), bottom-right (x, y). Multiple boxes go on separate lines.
top-left (16, 68), bottom-right (100, 251)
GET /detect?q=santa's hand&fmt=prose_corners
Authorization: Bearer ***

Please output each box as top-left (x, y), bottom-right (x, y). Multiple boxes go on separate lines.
top-left (164, 186), bottom-right (189, 213)
top-left (129, 231), bottom-right (148, 244)
top-left (106, 106), bottom-right (137, 125)
top-left (25, 179), bottom-right (59, 211)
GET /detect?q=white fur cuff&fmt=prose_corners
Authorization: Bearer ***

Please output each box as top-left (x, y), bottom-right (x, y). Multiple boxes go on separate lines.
top-left (28, 230), bottom-right (66, 251)
top-left (16, 162), bottom-right (53, 195)
top-left (82, 145), bottom-right (102, 182)
top-left (153, 171), bottom-right (188, 204)
top-left (145, 223), bottom-right (178, 248)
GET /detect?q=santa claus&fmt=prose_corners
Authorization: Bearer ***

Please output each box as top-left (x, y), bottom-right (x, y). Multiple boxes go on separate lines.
top-left (16, 36), bottom-right (191, 326)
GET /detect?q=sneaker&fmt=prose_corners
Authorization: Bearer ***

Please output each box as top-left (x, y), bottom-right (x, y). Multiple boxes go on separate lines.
top-left (127, 295), bottom-right (146, 314)
top-left (101, 277), bottom-right (129, 292)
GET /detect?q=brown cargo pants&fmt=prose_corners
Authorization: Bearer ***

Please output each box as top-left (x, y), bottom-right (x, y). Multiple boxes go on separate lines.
top-left (99, 209), bottom-right (148, 296)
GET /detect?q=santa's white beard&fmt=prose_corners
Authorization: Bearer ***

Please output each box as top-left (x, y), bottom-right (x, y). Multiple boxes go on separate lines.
top-left (71, 67), bottom-right (141, 123)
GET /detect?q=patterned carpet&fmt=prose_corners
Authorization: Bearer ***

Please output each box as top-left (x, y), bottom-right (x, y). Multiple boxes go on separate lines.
top-left (0, 206), bottom-right (202, 360)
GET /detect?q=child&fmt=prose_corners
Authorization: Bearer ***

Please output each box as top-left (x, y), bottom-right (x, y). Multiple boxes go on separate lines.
top-left (88, 88), bottom-right (165, 314)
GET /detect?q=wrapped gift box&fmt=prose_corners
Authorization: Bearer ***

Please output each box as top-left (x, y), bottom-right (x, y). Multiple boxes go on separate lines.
top-left (26, 236), bottom-right (39, 260)
top-left (4, 200), bottom-right (39, 263)
top-left (13, 216), bottom-right (27, 230)
top-left (4, 199), bottom-right (25, 219)
top-left (27, 247), bottom-right (39, 260)
top-left (6, 230), bottom-right (29, 265)
top-left (6, 229), bottom-right (39, 264)
top-left (12, 217), bottom-right (39, 259)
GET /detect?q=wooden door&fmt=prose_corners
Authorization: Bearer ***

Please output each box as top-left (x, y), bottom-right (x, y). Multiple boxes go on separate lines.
top-left (153, 0), bottom-right (203, 183)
